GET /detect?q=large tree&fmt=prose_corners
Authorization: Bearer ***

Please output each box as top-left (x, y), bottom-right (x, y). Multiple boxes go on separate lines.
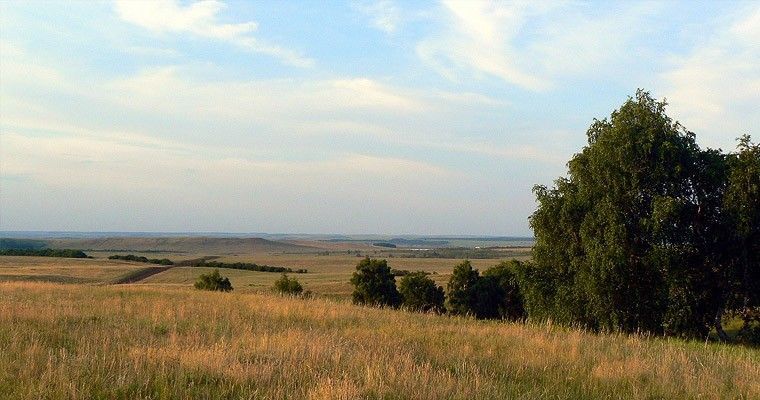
top-left (527, 90), bottom-right (734, 337)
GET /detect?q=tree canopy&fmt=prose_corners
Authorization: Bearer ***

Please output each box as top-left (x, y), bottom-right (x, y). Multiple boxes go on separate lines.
top-left (350, 257), bottom-right (401, 307)
top-left (525, 90), bottom-right (759, 340)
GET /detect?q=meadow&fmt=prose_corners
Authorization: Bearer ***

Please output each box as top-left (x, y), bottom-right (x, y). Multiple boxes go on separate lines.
top-left (0, 237), bottom-right (756, 399)
top-left (1, 281), bottom-right (758, 399)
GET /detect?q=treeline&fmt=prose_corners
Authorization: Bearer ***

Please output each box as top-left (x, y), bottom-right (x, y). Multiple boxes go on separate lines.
top-left (108, 255), bottom-right (174, 265)
top-left (0, 248), bottom-right (89, 258)
top-left (351, 257), bottom-right (523, 318)
top-left (393, 248), bottom-right (517, 259)
top-left (191, 260), bottom-right (307, 274)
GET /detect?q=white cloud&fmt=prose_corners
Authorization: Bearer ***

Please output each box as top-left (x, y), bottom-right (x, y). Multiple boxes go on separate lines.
top-left (418, 0), bottom-right (549, 91)
top-left (114, 0), bottom-right (313, 67)
top-left (418, 0), bottom-right (661, 91)
top-left (661, 5), bottom-right (760, 149)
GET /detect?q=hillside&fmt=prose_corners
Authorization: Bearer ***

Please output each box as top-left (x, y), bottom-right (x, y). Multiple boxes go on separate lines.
top-left (47, 236), bottom-right (319, 254)
top-left (1, 282), bottom-right (757, 399)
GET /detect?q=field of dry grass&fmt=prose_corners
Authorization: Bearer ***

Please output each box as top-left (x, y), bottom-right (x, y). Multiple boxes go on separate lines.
top-left (0, 256), bottom-right (147, 284)
top-left (1, 281), bottom-right (758, 399)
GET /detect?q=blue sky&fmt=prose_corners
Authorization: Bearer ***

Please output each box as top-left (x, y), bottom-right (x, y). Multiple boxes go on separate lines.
top-left (0, 0), bottom-right (758, 235)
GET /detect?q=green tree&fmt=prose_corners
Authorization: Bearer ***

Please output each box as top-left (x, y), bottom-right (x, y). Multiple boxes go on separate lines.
top-left (528, 90), bottom-right (729, 337)
top-left (724, 135), bottom-right (760, 342)
top-left (445, 260), bottom-right (479, 316)
top-left (482, 261), bottom-right (525, 321)
top-left (350, 258), bottom-right (401, 307)
top-left (194, 269), bottom-right (233, 292)
top-left (273, 274), bottom-right (303, 295)
top-left (398, 271), bottom-right (444, 313)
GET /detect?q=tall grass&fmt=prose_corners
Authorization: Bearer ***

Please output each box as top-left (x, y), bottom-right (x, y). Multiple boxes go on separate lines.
top-left (1, 282), bottom-right (757, 399)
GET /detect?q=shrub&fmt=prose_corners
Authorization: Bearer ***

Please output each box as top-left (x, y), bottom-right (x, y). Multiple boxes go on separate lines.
top-left (482, 261), bottom-right (526, 321)
top-left (350, 257), bottom-right (400, 307)
top-left (445, 260), bottom-right (527, 320)
top-left (273, 274), bottom-right (303, 295)
top-left (399, 271), bottom-right (444, 313)
top-left (194, 269), bottom-right (233, 292)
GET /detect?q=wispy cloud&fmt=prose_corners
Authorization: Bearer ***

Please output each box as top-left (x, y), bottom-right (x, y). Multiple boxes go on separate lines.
top-left (417, 0), bottom-right (551, 90)
top-left (418, 0), bottom-right (661, 91)
top-left (114, 0), bottom-right (313, 67)
top-left (661, 5), bottom-right (760, 149)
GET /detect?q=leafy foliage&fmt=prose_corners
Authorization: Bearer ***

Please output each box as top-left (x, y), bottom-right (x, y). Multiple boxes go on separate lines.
top-left (482, 261), bottom-right (525, 321)
top-left (273, 274), bottom-right (303, 295)
top-left (398, 271), bottom-right (444, 313)
top-left (526, 90), bottom-right (759, 340)
top-left (350, 257), bottom-right (400, 307)
top-left (723, 135), bottom-right (760, 343)
top-left (445, 260), bottom-right (480, 316)
top-left (194, 269), bottom-right (233, 292)
top-left (445, 260), bottom-right (526, 320)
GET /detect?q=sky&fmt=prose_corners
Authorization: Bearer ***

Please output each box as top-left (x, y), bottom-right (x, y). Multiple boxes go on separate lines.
top-left (0, 0), bottom-right (758, 236)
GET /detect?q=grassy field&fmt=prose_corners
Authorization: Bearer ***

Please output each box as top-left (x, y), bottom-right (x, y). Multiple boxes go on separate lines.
top-left (137, 255), bottom-right (517, 297)
top-left (1, 281), bottom-right (758, 399)
top-left (0, 256), bottom-right (147, 284)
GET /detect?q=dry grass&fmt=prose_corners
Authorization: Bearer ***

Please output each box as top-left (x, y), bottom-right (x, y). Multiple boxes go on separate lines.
top-left (0, 256), bottom-right (146, 284)
top-left (1, 281), bottom-right (758, 399)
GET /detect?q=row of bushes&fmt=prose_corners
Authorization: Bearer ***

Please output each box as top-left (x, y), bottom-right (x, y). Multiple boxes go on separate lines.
top-left (191, 261), bottom-right (307, 274)
top-left (351, 257), bottom-right (525, 319)
top-left (0, 248), bottom-right (89, 258)
top-left (108, 254), bottom-right (174, 265)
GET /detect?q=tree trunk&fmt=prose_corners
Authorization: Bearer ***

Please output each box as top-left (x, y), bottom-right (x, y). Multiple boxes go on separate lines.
top-left (714, 308), bottom-right (730, 342)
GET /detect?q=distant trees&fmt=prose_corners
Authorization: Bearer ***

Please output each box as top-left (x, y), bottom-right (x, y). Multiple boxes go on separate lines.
top-left (0, 248), bottom-right (89, 258)
top-left (350, 257), bottom-right (401, 307)
top-left (192, 260), bottom-right (307, 274)
top-left (194, 269), bottom-right (233, 292)
top-left (108, 254), bottom-right (173, 265)
top-left (398, 271), bottom-right (444, 313)
top-left (273, 274), bottom-right (303, 295)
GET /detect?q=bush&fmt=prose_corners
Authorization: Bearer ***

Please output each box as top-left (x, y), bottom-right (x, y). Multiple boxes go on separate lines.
top-left (399, 271), bottom-right (444, 313)
top-left (194, 269), bottom-right (233, 292)
top-left (445, 260), bottom-right (527, 320)
top-left (273, 274), bottom-right (303, 295)
top-left (350, 257), bottom-right (400, 307)
top-left (482, 261), bottom-right (526, 321)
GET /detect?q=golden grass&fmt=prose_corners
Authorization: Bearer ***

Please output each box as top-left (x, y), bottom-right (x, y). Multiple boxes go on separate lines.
top-left (1, 281), bottom-right (758, 399)
top-left (0, 256), bottom-right (146, 284)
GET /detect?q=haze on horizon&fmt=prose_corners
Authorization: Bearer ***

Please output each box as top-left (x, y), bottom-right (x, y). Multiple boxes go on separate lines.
top-left (1, 1), bottom-right (758, 236)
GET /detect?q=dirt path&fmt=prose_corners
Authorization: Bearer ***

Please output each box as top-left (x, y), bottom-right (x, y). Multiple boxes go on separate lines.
top-left (111, 256), bottom-right (220, 284)
top-left (111, 266), bottom-right (174, 284)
